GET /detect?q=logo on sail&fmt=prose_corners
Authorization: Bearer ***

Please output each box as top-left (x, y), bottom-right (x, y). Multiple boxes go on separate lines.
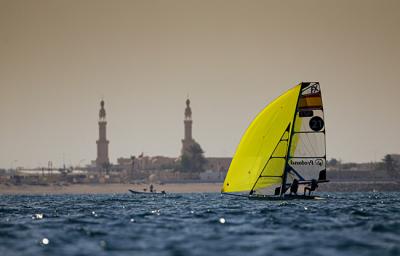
top-left (315, 159), bottom-right (324, 166)
top-left (289, 158), bottom-right (324, 167)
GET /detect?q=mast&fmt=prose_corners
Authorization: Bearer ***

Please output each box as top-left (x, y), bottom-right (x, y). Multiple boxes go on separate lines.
top-left (280, 83), bottom-right (303, 197)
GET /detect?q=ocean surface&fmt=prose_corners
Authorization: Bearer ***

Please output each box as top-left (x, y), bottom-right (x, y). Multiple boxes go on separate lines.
top-left (0, 192), bottom-right (399, 256)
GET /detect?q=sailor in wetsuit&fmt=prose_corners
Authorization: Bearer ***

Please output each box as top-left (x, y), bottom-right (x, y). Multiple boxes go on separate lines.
top-left (290, 179), bottom-right (299, 195)
top-left (304, 179), bottom-right (318, 196)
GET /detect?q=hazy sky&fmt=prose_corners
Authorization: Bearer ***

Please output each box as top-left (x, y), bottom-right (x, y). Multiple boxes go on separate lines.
top-left (1, 0), bottom-right (399, 168)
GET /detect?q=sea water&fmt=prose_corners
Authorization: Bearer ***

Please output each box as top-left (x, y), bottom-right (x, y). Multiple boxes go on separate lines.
top-left (0, 192), bottom-right (399, 256)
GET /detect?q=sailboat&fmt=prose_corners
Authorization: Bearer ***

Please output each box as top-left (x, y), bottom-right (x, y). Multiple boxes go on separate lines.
top-left (222, 82), bottom-right (328, 200)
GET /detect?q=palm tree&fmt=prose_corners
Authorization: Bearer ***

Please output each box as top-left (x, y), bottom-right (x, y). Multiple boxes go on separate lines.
top-left (382, 154), bottom-right (400, 180)
top-left (383, 154), bottom-right (397, 172)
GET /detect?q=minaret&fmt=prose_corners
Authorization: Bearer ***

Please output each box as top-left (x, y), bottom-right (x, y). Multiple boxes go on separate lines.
top-left (184, 98), bottom-right (192, 141)
top-left (96, 100), bottom-right (109, 168)
top-left (181, 98), bottom-right (194, 154)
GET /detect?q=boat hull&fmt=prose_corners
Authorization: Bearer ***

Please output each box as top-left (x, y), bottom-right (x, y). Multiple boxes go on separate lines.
top-left (128, 189), bottom-right (166, 195)
top-left (248, 194), bottom-right (323, 201)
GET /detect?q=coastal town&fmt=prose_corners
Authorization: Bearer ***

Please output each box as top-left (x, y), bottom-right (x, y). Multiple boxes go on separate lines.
top-left (0, 98), bottom-right (230, 189)
top-left (0, 98), bottom-right (399, 193)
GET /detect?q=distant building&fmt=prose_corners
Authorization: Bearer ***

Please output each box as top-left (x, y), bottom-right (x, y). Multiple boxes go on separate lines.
top-left (205, 157), bottom-right (231, 173)
top-left (199, 170), bottom-right (225, 182)
top-left (96, 100), bottom-right (110, 168)
top-left (117, 155), bottom-right (177, 171)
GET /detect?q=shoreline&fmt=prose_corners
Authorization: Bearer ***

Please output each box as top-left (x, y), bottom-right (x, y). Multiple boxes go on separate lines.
top-left (0, 183), bottom-right (223, 195)
top-left (1, 181), bottom-right (399, 195)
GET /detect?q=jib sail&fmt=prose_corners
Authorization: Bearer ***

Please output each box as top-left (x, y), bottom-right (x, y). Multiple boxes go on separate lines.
top-left (221, 85), bottom-right (300, 193)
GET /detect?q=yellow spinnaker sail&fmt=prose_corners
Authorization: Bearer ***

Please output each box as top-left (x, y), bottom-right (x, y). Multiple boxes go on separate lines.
top-left (222, 85), bottom-right (301, 193)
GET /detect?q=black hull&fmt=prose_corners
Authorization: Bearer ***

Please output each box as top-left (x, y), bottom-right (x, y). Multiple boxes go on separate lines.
top-left (248, 194), bottom-right (323, 201)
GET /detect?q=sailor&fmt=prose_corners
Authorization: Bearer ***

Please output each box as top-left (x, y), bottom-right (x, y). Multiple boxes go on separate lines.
top-left (149, 184), bottom-right (154, 193)
top-left (290, 179), bottom-right (299, 195)
top-left (304, 179), bottom-right (318, 196)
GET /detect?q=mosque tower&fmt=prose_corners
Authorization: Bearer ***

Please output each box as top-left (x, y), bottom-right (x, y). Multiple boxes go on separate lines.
top-left (96, 100), bottom-right (109, 168)
top-left (181, 98), bottom-right (195, 155)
